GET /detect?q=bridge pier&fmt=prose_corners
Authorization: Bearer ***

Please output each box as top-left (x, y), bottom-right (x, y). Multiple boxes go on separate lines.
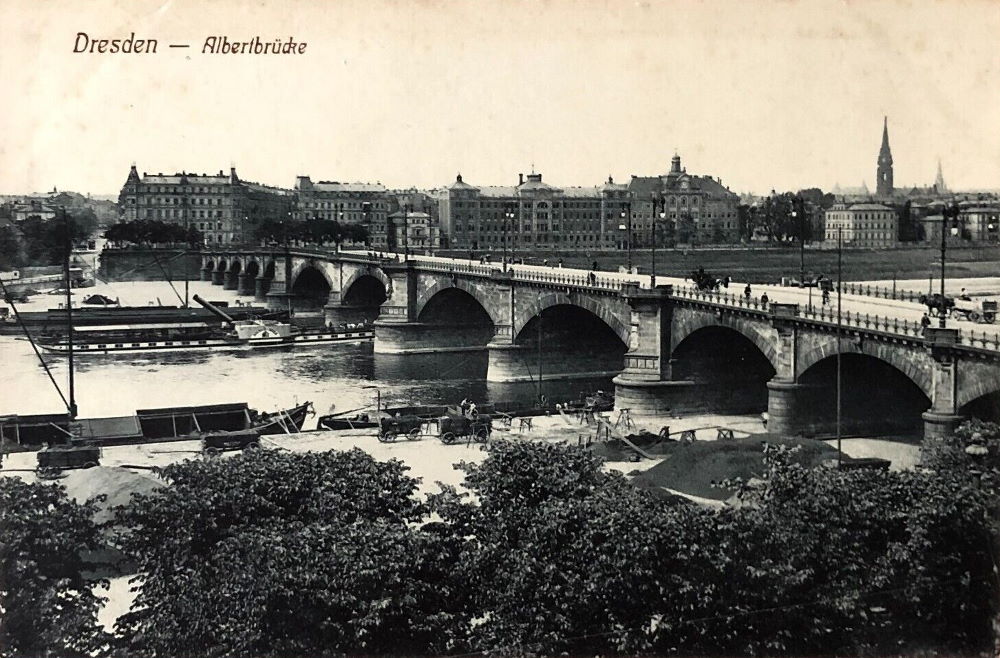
top-left (254, 276), bottom-right (271, 301)
top-left (922, 327), bottom-right (966, 440)
top-left (766, 380), bottom-right (808, 437)
top-left (211, 270), bottom-right (225, 285)
top-left (223, 271), bottom-right (239, 290)
top-left (324, 302), bottom-right (378, 327)
top-left (200, 267), bottom-right (212, 282)
top-left (374, 321), bottom-right (489, 354)
top-left (237, 273), bottom-right (254, 296)
top-left (613, 285), bottom-right (677, 414)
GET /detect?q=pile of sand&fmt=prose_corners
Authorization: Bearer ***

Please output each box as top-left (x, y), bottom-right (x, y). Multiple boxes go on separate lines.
top-left (634, 437), bottom-right (843, 501)
top-left (61, 466), bottom-right (165, 524)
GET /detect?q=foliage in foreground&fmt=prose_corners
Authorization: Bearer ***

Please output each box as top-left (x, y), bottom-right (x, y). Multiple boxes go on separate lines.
top-left (90, 421), bottom-right (1000, 657)
top-left (113, 449), bottom-right (465, 657)
top-left (0, 478), bottom-right (109, 658)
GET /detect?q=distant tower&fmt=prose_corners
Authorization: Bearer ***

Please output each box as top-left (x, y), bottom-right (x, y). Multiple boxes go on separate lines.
top-left (670, 152), bottom-right (682, 174)
top-left (876, 116), bottom-right (894, 197)
top-left (934, 158), bottom-right (947, 193)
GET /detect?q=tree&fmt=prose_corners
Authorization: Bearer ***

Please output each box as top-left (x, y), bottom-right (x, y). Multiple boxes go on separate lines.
top-left (676, 213), bottom-right (696, 244)
top-left (0, 478), bottom-right (110, 657)
top-left (113, 449), bottom-right (465, 658)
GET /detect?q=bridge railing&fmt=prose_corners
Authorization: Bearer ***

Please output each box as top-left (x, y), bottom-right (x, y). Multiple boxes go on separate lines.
top-left (836, 281), bottom-right (924, 303)
top-left (673, 284), bottom-right (1000, 352)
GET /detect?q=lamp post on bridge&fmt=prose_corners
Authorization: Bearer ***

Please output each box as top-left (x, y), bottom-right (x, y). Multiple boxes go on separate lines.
top-left (938, 202), bottom-right (962, 328)
top-left (619, 201), bottom-right (632, 273)
top-left (503, 203), bottom-right (515, 273)
top-left (403, 203), bottom-right (410, 261)
top-left (651, 193), bottom-right (665, 287)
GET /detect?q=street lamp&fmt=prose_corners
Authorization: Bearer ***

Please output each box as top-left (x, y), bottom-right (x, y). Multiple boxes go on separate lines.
top-left (503, 204), bottom-right (515, 273)
top-left (402, 203), bottom-right (410, 261)
top-left (619, 201), bottom-right (632, 273)
top-left (651, 193), bottom-right (665, 287)
top-left (939, 202), bottom-right (961, 328)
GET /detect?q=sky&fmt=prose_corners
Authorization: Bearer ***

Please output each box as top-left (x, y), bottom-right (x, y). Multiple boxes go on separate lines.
top-left (2, 0), bottom-right (999, 196)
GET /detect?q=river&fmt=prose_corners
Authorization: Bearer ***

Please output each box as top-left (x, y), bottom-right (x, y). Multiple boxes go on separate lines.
top-left (0, 279), bottom-right (615, 421)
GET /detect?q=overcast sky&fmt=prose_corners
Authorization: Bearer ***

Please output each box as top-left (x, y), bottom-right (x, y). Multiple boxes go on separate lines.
top-left (2, 0), bottom-right (998, 196)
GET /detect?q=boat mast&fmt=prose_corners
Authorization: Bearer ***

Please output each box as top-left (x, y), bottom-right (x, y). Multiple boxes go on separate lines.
top-left (62, 206), bottom-right (78, 419)
top-left (537, 311), bottom-right (543, 404)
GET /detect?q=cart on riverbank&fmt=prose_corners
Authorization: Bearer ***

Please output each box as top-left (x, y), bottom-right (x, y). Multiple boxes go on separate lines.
top-left (438, 408), bottom-right (492, 445)
top-left (36, 441), bottom-right (102, 472)
top-left (377, 415), bottom-right (425, 442)
top-left (201, 429), bottom-right (261, 455)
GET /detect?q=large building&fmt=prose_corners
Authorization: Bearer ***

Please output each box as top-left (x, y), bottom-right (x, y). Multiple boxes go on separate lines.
top-left (824, 202), bottom-right (898, 247)
top-left (436, 172), bottom-right (629, 251)
top-left (628, 154), bottom-right (740, 245)
top-left (292, 176), bottom-right (389, 231)
top-left (118, 166), bottom-right (295, 244)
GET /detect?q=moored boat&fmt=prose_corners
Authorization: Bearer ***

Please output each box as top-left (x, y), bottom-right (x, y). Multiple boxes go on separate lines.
top-left (0, 401), bottom-right (314, 448)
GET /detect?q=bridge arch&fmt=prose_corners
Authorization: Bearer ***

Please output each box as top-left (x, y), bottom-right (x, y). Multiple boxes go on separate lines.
top-left (290, 263), bottom-right (335, 308)
top-left (514, 292), bottom-right (629, 345)
top-left (796, 337), bottom-right (933, 401)
top-left (961, 386), bottom-right (1000, 422)
top-left (342, 267), bottom-right (391, 306)
top-left (289, 260), bottom-right (336, 292)
top-left (229, 259), bottom-right (242, 276)
top-left (216, 258), bottom-right (228, 274)
top-left (244, 260), bottom-right (260, 279)
top-left (670, 310), bottom-right (779, 371)
top-left (415, 278), bottom-right (502, 326)
top-left (795, 350), bottom-right (932, 437)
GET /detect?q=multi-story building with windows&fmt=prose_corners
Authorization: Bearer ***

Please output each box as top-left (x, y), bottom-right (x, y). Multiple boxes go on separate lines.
top-left (388, 210), bottom-right (440, 252)
top-left (118, 165), bottom-right (295, 244)
top-left (627, 154), bottom-right (740, 245)
top-left (824, 202), bottom-right (898, 247)
top-left (292, 176), bottom-right (389, 232)
top-left (437, 172), bottom-right (629, 251)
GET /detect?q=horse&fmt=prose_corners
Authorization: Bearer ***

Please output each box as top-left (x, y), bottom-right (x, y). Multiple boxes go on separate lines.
top-left (687, 269), bottom-right (730, 292)
top-left (919, 293), bottom-right (954, 318)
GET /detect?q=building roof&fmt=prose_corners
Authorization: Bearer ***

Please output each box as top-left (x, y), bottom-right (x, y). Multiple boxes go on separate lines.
top-left (310, 181), bottom-right (386, 193)
top-left (142, 175), bottom-right (230, 185)
top-left (448, 174), bottom-right (478, 191)
top-left (848, 203), bottom-right (894, 211)
top-left (628, 173), bottom-right (736, 199)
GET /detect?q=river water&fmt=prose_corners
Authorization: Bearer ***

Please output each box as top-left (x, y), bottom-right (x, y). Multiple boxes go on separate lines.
top-left (0, 279), bottom-right (614, 422)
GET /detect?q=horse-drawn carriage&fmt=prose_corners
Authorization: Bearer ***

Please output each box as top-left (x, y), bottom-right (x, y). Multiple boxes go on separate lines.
top-left (920, 293), bottom-right (955, 319)
top-left (951, 298), bottom-right (997, 324)
top-left (687, 268), bottom-right (730, 292)
top-left (920, 294), bottom-right (997, 324)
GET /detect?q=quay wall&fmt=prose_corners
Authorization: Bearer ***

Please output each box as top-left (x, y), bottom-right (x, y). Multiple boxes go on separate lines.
top-left (99, 249), bottom-right (202, 282)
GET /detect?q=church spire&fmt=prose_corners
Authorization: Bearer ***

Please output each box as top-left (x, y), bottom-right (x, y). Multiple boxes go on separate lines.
top-left (876, 116), bottom-right (894, 196)
top-left (935, 158), bottom-right (947, 193)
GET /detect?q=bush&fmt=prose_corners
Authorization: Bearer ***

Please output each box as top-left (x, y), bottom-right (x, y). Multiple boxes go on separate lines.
top-left (0, 478), bottom-right (109, 658)
top-left (112, 449), bottom-right (465, 657)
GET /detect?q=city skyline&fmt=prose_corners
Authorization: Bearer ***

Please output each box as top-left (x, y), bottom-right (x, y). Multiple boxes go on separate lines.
top-left (2, 0), bottom-right (999, 196)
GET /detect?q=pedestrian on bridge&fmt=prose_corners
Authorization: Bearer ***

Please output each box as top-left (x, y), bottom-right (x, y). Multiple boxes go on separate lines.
top-left (760, 292), bottom-right (769, 307)
top-left (744, 284), bottom-right (751, 300)
top-left (920, 313), bottom-right (931, 332)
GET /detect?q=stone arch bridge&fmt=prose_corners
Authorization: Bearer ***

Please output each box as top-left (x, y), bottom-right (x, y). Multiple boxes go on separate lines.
top-left (201, 248), bottom-right (1000, 439)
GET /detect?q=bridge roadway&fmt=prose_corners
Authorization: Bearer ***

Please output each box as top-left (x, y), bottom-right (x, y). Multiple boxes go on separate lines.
top-left (201, 247), bottom-right (1000, 440)
top-left (409, 252), bottom-right (1000, 344)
